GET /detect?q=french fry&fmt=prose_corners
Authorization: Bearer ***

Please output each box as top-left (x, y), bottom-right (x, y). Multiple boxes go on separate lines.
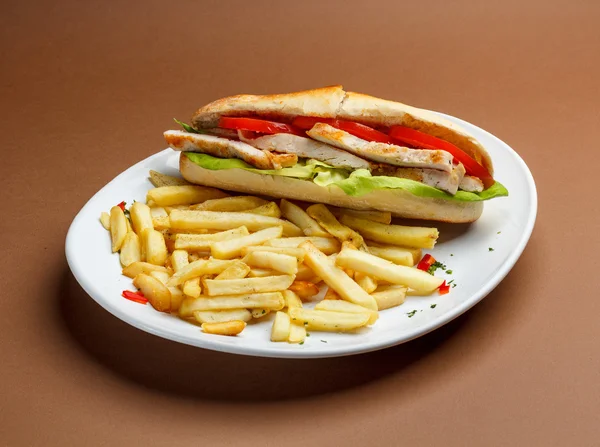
top-left (270, 311), bottom-right (291, 342)
top-left (323, 287), bottom-right (340, 300)
top-left (149, 170), bottom-right (190, 187)
top-left (167, 258), bottom-right (238, 286)
top-left (288, 281), bottom-right (320, 301)
top-left (340, 215), bottom-right (439, 249)
top-left (179, 292), bottom-right (284, 316)
top-left (100, 212), bottom-right (111, 230)
top-left (119, 232), bottom-right (141, 267)
top-left (190, 195), bottom-right (268, 212)
top-left (170, 249), bottom-right (189, 272)
top-left (288, 308), bottom-right (370, 332)
top-left (295, 263), bottom-right (320, 282)
top-left (355, 273), bottom-right (378, 293)
top-left (152, 215), bottom-right (171, 231)
top-left (330, 207), bottom-right (392, 224)
top-left (306, 204), bottom-right (365, 249)
top-left (202, 275), bottom-right (295, 296)
top-left (288, 323), bottom-right (306, 344)
top-left (183, 277), bottom-right (202, 298)
top-left (169, 286), bottom-right (184, 312)
top-left (215, 261), bottom-right (251, 280)
top-left (315, 300), bottom-right (378, 325)
top-left (201, 320), bottom-right (246, 336)
top-left (141, 228), bottom-right (168, 266)
top-left (335, 248), bottom-right (444, 294)
top-left (341, 242), bottom-right (377, 293)
top-left (243, 251), bottom-right (298, 275)
top-left (367, 242), bottom-right (422, 265)
top-left (193, 309), bottom-right (252, 324)
top-left (147, 185), bottom-right (229, 207)
top-left (248, 268), bottom-right (277, 278)
top-left (169, 210), bottom-right (302, 237)
top-left (265, 237), bottom-right (340, 255)
top-left (164, 205), bottom-right (191, 213)
top-left (130, 202), bottom-right (153, 235)
top-left (301, 242), bottom-right (377, 310)
top-left (122, 261), bottom-right (168, 278)
top-left (246, 202), bottom-right (281, 218)
top-left (125, 216), bottom-right (133, 233)
top-left (133, 273), bottom-right (171, 312)
top-left (241, 245), bottom-right (306, 262)
top-left (280, 199), bottom-right (330, 237)
top-left (150, 206), bottom-right (168, 218)
top-left (174, 227), bottom-right (250, 251)
top-left (371, 285), bottom-right (408, 310)
top-left (366, 244), bottom-right (415, 266)
top-left (149, 270), bottom-right (170, 285)
top-left (109, 205), bottom-right (128, 252)
top-left (211, 226), bottom-right (283, 259)
top-left (252, 308), bottom-right (271, 319)
top-left (282, 290), bottom-right (303, 309)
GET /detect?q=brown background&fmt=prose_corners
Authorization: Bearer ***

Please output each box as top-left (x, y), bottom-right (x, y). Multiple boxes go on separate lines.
top-left (1, 0), bottom-right (599, 445)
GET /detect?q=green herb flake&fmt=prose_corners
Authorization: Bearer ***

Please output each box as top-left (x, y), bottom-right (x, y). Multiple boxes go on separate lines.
top-left (299, 341), bottom-right (304, 345)
top-left (321, 340), bottom-right (327, 343)
top-left (450, 254), bottom-right (454, 257)
top-left (430, 304), bottom-right (437, 308)
top-left (407, 310), bottom-right (418, 318)
top-left (428, 261), bottom-right (446, 275)
top-left (446, 270), bottom-right (453, 274)
top-left (452, 284), bottom-right (457, 288)
top-left (306, 333), bottom-right (310, 337)
top-left (447, 280), bottom-right (454, 285)
top-left (489, 247), bottom-right (495, 252)
top-left (497, 231), bottom-right (501, 234)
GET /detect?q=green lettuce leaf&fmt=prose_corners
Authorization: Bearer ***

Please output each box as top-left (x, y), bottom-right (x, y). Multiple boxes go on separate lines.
top-left (173, 119), bottom-right (206, 134)
top-left (183, 152), bottom-right (508, 202)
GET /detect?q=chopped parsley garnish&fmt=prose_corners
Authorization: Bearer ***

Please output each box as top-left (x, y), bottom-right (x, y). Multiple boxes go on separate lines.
top-left (430, 304), bottom-right (437, 308)
top-left (489, 247), bottom-right (494, 251)
top-left (450, 254), bottom-right (454, 256)
top-left (407, 310), bottom-right (418, 318)
top-left (306, 333), bottom-right (310, 337)
top-left (447, 280), bottom-right (454, 285)
top-left (428, 261), bottom-right (446, 274)
top-left (299, 341), bottom-right (304, 345)
top-left (446, 270), bottom-right (453, 274)
top-left (321, 340), bottom-right (327, 343)
top-left (497, 231), bottom-right (501, 234)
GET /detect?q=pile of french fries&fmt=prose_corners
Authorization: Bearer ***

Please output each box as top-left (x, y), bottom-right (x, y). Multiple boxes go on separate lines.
top-left (99, 170), bottom-right (443, 344)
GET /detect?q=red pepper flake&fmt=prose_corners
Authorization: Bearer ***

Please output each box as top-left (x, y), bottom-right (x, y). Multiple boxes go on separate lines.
top-left (122, 290), bottom-right (148, 304)
top-left (417, 254), bottom-right (436, 272)
top-left (438, 281), bottom-right (450, 295)
top-left (117, 201), bottom-right (126, 211)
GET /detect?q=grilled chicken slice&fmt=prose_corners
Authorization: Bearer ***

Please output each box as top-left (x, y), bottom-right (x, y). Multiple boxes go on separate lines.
top-left (307, 123), bottom-right (454, 172)
top-left (458, 175), bottom-right (484, 193)
top-left (373, 162), bottom-right (466, 195)
top-left (239, 132), bottom-right (371, 170)
top-left (164, 130), bottom-right (275, 170)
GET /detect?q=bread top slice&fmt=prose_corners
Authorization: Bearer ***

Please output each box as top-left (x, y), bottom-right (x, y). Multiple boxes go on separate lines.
top-left (190, 85), bottom-right (493, 176)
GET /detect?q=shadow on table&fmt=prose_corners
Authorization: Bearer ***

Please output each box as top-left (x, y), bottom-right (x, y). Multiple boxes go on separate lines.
top-left (56, 259), bottom-right (521, 403)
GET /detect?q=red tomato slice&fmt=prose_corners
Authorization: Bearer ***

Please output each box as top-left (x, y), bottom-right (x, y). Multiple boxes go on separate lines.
top-left (389, 126), bottom-right (494, 188)
top-left (416, 254), bottom-right (436, 272)
top-left (219, 117), bottom-right (304, 136)
top-left (292, 116), bottom-right (392, 143)
top-left (438, 281), bottom-right (451, 295)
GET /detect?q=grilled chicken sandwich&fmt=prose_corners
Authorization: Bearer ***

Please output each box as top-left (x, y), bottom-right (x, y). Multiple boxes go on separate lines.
top-left (164, 86), bottom-right (507, 223)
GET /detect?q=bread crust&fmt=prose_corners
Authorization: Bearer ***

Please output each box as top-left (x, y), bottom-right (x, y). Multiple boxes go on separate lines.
top-left (191, 86), bottom-right (493, 175)
top-left (179, 153), bottom-right (483, 223)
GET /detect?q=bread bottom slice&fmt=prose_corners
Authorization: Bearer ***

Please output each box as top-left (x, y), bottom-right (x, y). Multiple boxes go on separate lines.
top-left (179, 153), bottom-right (483, 223)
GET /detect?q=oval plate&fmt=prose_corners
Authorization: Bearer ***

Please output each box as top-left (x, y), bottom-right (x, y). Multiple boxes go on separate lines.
top-left (65, 114), bottom-right (537, 358)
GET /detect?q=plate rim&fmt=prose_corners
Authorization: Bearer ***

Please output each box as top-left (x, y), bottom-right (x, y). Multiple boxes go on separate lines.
top-left (65, 113), bottom-right (537, 359)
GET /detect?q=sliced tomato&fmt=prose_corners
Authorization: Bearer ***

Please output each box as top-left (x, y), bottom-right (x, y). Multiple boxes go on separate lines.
top-left (218, 117), bottom-right (304, 136)
top-left (117, 201), bottom-right (126, 212)
top-left (389, 126), bottom-right (494, 188)
top-left (292, 116), bottom-right (393, 143)
top-left (122, 290), bottom-right (148, 305)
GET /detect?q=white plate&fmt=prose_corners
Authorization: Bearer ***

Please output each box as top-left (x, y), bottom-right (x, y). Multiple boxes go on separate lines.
top-left (65, 114), bottom-right (537, 358)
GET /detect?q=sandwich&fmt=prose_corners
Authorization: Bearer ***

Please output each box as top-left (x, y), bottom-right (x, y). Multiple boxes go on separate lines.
top-left (164, 85), bottom-right (508, 223)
